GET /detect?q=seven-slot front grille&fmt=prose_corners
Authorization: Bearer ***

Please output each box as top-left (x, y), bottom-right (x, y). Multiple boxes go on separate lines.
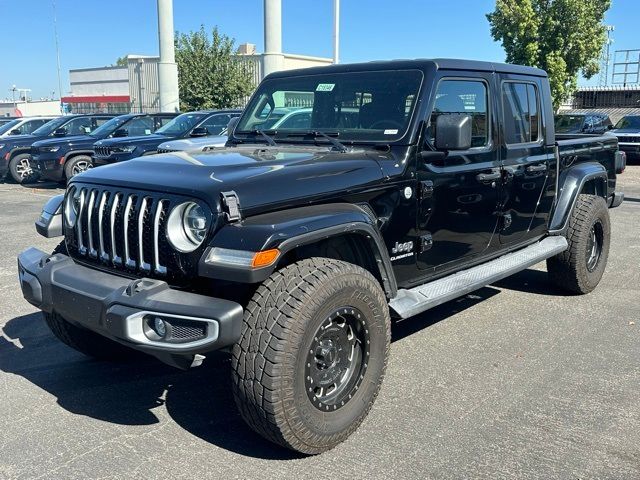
top-left (64, 184), bottom-right (204, 284)
top-left (94, 146), bottom-right (112, 157)
top-left (156, 148), bottom-right (176, 154)
top-left (618, 136), bottom-right (640, 144)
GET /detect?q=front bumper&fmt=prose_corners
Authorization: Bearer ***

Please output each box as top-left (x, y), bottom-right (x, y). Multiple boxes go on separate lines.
top-left (17, 247), bottom-right (243, 368)
top-left (31, 153), bottom-right (64, 181)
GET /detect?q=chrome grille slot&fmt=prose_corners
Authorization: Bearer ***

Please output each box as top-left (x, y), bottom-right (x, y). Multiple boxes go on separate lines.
top-left (110, 193), bottom-right (122, 265)
top-left (97, 191), bottom-right (109, 261)
top-left (86, 190), bottom-right (98, 258)
top-left (76, 188), bottom-right (87, 255)
top-left (123, 195), bottom-right (137, 268)
top-left (138, 197), bottom-right (152, 272)
top-left (153, 200), bottom-right (168, 275)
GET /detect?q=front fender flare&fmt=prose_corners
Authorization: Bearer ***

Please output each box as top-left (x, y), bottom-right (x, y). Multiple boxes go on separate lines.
top-left (549, 161), bottom-right (608, 235)
top-left (198, 203), bottom-right (397, 297)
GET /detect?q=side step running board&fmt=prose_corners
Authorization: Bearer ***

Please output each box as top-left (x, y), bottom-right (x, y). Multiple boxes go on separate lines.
top-left (389, 236), bottom-right (568, 319)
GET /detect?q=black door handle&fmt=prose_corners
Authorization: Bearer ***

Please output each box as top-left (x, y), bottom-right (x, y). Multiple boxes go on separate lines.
top-left (476, 171), bottom-right (501, 182)
top-left (526, 164), bottom-right (548, 173)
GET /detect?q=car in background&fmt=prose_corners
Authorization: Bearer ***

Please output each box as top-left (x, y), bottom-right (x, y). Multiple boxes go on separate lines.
top-left (0, 116), bottom-right (57, 138)
top-left (255, 106), bottom-right (360, 131)
top-left (610, 115), bottom-right (640, 160)
top-left (92, 109), bottom-right (242, 166)
top-left (1, 114), bottom-right (114, 183)
top-left (554, 112), bottom-right (613, 135)
top-left (31, 112), bottom-right (178, 182)
top-left (156, 134), bottom-right (229, 153)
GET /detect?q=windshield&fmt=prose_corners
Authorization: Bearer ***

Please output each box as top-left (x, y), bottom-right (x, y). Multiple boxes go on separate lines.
top-left (614, 115), bottom-right (640, 130)
top-left (554, 115), bottom-right (584, 133)
top-left (89, 116), bottom-right (130, 137)
top-left (155, 112), bottom-right (205, 136)
top-left (31, 116), bottom-right (68, 136)
top-left (235, 70), bottom-right (423, 143)
top-left (0, 119), bottom-right (21, 135)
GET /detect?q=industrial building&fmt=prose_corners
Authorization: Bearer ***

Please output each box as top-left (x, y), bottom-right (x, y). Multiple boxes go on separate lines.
top-left (560, 85), bottom-right (640, 123)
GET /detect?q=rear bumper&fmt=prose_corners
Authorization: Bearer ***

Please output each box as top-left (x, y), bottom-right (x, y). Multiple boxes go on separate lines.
top-left (17, 247), bottom-right (243, 368)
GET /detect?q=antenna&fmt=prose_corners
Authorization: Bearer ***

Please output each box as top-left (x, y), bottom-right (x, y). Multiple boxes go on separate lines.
top-left (598, 25), bottom-right (614, 87)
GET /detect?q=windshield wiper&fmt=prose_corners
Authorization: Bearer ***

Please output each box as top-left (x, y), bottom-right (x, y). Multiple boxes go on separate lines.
top-left (251, 129), bottom-right (277, 146)
top-left (286, 130), bottom-right (348, 153)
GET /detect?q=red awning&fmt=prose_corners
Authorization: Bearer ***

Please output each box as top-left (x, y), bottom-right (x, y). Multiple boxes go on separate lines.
top-left (61, 95), bottom-right (130, 103)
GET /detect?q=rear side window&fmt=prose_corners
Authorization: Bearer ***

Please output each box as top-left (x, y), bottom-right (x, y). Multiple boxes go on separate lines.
top-left (502, 82), bottom-right (540, 144)
top-left (428, 79), bottom-right (489, 148)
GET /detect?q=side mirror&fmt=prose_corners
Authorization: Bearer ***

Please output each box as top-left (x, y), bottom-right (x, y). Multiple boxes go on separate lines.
top-left (434, 114), bottom-right (472, 151)
top-left (190, 126), bottom-right (209, 137)
top-left (9, 128), bottom-right (21, 135)
top-left (226, 117), bottom-right (240, 136)
top-left (53, 128), bottom-right (67, 137)
top-left (607, 124), bottom-right (614, 130)
top-left (113, 128), bottom-right (128, 138)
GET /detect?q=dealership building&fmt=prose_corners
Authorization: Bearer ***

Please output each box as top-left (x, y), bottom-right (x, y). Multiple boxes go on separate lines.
top-left (62, 45), bottom-right (332, 114)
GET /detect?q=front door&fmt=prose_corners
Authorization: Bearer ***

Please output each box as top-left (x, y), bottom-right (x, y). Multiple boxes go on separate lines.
top-left (498, 77), bottom-right (553, 244)
top-left (416, 74), bottom-right (502, 272)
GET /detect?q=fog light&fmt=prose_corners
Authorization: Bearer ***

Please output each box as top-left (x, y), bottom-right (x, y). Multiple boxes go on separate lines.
top-left (153, 317), bottom-right (167, 337)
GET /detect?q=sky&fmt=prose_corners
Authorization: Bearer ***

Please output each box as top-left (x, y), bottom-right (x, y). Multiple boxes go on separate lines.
top-left (1, 0), bottom-right (639, 100)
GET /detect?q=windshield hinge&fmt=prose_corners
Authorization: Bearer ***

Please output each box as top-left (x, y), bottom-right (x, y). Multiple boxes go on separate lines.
top-left (221, 191), bottom-right (242, 222)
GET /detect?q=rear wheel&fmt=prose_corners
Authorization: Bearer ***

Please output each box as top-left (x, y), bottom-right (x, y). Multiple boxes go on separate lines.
top-left (547, 194), bottom-right (610, 294)
top-left (231, 258), bottom-right (391, 454)
top-left (9, 153), bottom-right (37, 184)
top-left (64, 155), bottom-right (92, 180)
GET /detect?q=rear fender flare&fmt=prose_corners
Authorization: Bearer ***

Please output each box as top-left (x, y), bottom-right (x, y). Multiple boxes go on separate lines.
top-left (198, 203), bottom-right (397, 298)
top-left (549, 161), bottom-right (608, 234)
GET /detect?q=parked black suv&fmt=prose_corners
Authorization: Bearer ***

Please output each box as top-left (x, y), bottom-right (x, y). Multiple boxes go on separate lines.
top-left (19, 59), bottom-right (625, 454)
top-left (1, 114), bottom-right (114, 183)
top-left (31, 113), bottom-right (178, 183)
top-left (92, 110), bottom-right (242, 165)
top-left (554, 112), bottom-right (613, 134)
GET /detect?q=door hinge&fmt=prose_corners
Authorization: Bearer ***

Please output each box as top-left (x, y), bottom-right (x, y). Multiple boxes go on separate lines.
top-left (420, 180), bottom-right (434, 199)
top-left (221, 191), bottom-right (242, 222)
top-left (420, 233), bottom-right (433, 252)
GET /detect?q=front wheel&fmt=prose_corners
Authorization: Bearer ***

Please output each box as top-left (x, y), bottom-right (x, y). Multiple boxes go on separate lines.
top-left (231, 258), bottom-right (391, 454)
top-left (64, 155), bottom-right (93, 180)
top-left (547, 194), bottom-right (611, 294)
top-left (9, 153), bottom-right (38, 184)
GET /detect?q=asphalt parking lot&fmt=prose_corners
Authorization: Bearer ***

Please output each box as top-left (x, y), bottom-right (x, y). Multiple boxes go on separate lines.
top-left (0, 169), bottom-right (639, 480)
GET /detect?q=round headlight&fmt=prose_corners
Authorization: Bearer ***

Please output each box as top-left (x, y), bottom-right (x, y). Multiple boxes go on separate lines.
top-left (166, 201), bottom-right (209, 252)
top-left (64, 187), bottom-right (80, 227)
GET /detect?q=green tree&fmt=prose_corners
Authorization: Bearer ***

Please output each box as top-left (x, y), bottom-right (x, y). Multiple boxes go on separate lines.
top-left (114, 56), bottom-right (128, 67)
top-left (487, 0), bottom-right (611, 110)
top-left (175, 26), bottom-right (255, 111)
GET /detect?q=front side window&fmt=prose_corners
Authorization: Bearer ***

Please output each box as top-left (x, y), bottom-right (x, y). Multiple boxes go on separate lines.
top-left (199, 114), bottom-right (231, 135)
top-left (156, 113), bottom-right (206, 136)
top-left (427, 79), bottom-right (489, 148)
top-left (62, 117), bottom-right (94, 135)
top-left (125, 116), bottom-right (155, 136)
top-left (235, 70), bottom-right (423, 142)
top-left (502, 82), bottom-right (540, 144)
top-left (614, 116), bottom-right (640, 129)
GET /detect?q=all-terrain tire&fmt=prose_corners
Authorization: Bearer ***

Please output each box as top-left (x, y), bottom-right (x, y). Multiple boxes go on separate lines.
top-left (547, 194), bottom-right (610, 294)
top-left (231, 258), bottom-right (391, 454)
top-left (43, 242), bottom-right (140, 361)
top-left (9, 153), bottom-right (37, 184)
top-left (64, 155), bottom-right (92, 181)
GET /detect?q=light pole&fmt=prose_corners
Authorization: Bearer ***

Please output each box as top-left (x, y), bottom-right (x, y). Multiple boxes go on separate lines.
top-left (333, 0), bottom-right (340, 64)
top-left (263, 0), bottom-right (284, 78)
top-left (157, 0), bottom-right (180, 112)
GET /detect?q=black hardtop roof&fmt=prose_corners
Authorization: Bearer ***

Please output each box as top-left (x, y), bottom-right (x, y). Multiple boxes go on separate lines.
top-left (266, 58), bottom-right (548, 79)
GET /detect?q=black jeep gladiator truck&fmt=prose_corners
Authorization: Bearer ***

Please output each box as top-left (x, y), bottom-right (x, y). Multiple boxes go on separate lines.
top-left (18, 59), bottom-right (625, 454)
top-left (30, 113), bottom-right (178, 183)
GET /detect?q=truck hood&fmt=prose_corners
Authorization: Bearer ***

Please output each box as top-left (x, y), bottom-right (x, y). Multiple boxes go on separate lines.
top-left (158, 135), bottom-right (228, 152)
top-left (73, 146), bottom-right (386, 213)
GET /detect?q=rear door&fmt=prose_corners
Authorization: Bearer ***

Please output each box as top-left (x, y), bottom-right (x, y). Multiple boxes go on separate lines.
top-left (498, 76), bottom-right (554, 244)
top-left (416, 73), bottom-right (502, 271)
